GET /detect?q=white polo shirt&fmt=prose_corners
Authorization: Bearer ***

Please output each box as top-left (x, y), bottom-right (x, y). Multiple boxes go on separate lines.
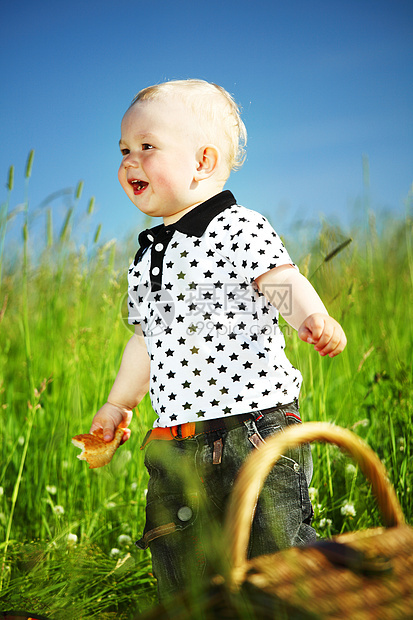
top-left (128, 191), bottom-right (302, 428)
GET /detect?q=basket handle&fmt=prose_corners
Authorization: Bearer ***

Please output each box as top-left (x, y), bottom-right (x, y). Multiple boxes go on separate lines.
top-left (224, 422), bottom-right (405, 584)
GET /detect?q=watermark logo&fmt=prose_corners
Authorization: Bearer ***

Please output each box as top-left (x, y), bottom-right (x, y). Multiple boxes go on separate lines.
top-left (260, 283), bottom-right (292, 316)
top-left (121, 287), bottom-right (176, 336)
top-left (120, 282), bottom-right (293, 336)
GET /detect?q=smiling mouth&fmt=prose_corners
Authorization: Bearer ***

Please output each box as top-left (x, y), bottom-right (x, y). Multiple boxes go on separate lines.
top-left (129, 180), bottom-right (149, 194)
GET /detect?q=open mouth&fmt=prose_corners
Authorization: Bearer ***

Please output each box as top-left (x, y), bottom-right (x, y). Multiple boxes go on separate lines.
top-left (129, 179), bottom-right (149, 195)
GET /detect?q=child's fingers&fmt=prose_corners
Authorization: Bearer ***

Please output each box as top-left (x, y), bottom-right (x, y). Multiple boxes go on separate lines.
top-left (120, 428), bottom-right (131, 444)
top-left (316, 326), bottom-right (347, 357)
top-left (299, 314), bottom-right (347, 357)
top-left (90, 404), bottom-right (128, 442)
top-left (89, 420), bottom-right (115, 442)
top-left (298, 314), bottom-right (325, 344)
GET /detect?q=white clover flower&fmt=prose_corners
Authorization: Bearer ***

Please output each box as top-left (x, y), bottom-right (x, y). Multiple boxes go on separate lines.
top-left (46, 485), bottom-right (57, 495)
top-left (67, 533), bottom-right (78, 545)
top-left (345, 464), bottom-right (357, 478)
top-left (110, 548), bottom-right (121, 557)
top-left (340, 502), bottom-right (356, 517)
top-left (53, 505), bottom-right (65, 515)
top-left (18, 436), bottom-right (25, 446)
top-left (106, 502), bottom-right (116, 509)
top-left (130, 481), bottom-right (138, 492)
top-left (118, 534), bottom-right (132, 547)
top-left (308, 487), bottom-right (318, 502)
top-left (319, 518), bottom-right (333, 528)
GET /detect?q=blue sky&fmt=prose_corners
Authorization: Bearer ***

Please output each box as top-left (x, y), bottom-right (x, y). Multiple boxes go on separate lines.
top-left (1, 0), bottom-right (412, 247)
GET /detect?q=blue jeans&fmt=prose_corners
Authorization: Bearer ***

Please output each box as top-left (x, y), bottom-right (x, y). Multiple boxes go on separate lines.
top-left (136, 403), bottom-right (316, 601)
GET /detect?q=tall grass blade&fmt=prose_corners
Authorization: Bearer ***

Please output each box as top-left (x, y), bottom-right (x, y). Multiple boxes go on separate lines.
top-left (87, 196), bottom-right (95, 215)
top-left (0, 166), bottom-right (14, 287)
top-left (75, 180), bottom-right (84, 201)
top-left (309, 237), bottom-right (353, 279)
top-left (25, 149), bottom-right (35, 179)
top-left (324, 238), bottom-right (353, 262)
top-left (94, 223), bottom-right (102, 244)
top-left (7, 165), bottom-right (14, 191)
top-left (47, 208), bottom-right (53, 247)
top-left (60, 207), bottom-right (73, 243)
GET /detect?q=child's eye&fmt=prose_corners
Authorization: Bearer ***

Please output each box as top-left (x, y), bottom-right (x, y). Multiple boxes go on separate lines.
top-left (142, 144), bottom-right (154, 150)
top-left (120, 148), bottom-right (130, 156)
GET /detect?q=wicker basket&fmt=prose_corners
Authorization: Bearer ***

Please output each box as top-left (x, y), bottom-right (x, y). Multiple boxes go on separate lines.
top-left (224, 422), bottom-right (413, 619)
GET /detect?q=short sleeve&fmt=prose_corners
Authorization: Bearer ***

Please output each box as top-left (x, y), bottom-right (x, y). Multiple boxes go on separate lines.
top-left (209, 206), bottom-right (297, 282)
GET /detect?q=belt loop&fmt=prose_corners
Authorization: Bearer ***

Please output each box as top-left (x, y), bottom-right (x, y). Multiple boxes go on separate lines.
top-left (251, 409), bottom-right (264, 422)
top-left (244, 418), bottom-right (265, 449)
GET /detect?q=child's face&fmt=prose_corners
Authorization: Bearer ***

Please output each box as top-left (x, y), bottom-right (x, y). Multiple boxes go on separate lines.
top-left (118, 98), bottom-right (203, 224)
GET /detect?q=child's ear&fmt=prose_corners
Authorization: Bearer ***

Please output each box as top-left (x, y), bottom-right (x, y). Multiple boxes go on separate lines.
top-left (194, 145), bottom-right (219, 181)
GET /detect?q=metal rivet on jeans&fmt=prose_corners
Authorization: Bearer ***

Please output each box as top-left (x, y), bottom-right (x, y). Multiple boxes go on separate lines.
top-left (177, 506), bottom-right (193, 521)
top-left (293, 462), bottom-right (300, 473)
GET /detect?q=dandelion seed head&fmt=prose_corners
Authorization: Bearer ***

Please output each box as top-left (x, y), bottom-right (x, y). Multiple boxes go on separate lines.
top-left (53, 505), bottom-right (65, 515)
top-left (118, 534), bottom-right (132, 546)
top-left (345, 464), bottom-right (357, 477)
top-left (110, 548), bottom-right (121, 557)
top-left (67, 533), bottom-right (78, 545)
top-left (46, 485), bottom-right (57, 495)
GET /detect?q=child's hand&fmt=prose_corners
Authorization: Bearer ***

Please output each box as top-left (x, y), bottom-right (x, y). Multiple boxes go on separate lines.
top-left (90, 402), bottom-right (133, 444)
top-left (298, 313), bottom-right (346, 357)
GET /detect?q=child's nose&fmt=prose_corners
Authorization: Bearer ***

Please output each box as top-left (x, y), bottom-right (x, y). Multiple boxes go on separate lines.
top-left (123, 153), bottom-right (140, 168)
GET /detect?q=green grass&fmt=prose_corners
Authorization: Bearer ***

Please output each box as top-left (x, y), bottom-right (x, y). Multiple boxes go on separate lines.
top-left (0, 154), bottom-right (412, 618)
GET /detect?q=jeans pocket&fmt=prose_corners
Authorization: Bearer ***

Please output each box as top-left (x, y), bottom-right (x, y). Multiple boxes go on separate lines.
top-left (136, 492), bottom-right (199, 550)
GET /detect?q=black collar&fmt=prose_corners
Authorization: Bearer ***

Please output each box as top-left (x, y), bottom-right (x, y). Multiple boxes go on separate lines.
top-left (134, 190), bottom-right (236, 266)
top-left (172, 190), bottom-right (236, 237)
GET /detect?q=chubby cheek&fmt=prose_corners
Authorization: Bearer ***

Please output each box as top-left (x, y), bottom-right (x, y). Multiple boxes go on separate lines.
top-left (118, 166), bottom-right (129, 192)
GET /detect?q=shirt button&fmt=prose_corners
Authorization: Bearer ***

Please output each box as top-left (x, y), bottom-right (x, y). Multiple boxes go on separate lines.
top-left (151, 266), bottom-right (160, 276)
top-left (155, 243), bottom-right (164, 252)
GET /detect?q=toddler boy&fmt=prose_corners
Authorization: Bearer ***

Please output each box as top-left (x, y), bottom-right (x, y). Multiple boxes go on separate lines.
top-left (90, 79), bottom-right (346, 600)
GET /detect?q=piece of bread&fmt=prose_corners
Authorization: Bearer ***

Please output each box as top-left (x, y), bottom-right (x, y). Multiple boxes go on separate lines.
top-left (72, 426), bottom-right (124, 469)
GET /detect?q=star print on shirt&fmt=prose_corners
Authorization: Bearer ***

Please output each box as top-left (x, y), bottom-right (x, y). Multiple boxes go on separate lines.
top-left (128, 192), bottom-right (302, 427)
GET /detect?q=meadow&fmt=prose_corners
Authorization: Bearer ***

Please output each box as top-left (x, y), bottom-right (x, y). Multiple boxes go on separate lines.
top-left (0, 152), bottom-right (412, 619)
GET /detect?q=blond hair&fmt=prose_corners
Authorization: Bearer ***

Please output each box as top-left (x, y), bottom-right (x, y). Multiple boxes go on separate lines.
top-left (129, 79), bottom-right (247, 177)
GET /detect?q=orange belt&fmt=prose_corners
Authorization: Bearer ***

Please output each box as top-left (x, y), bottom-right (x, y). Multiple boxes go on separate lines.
top-left (139, 406), bottom-right (295, 450)
top-left (140, 422), bottom-right (196, 449)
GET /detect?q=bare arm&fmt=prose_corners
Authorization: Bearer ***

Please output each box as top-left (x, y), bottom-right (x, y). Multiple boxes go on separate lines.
top-left (90, 325), bottom-right (150, 442)
top-left (255, 265), bottom-right (347, 357)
